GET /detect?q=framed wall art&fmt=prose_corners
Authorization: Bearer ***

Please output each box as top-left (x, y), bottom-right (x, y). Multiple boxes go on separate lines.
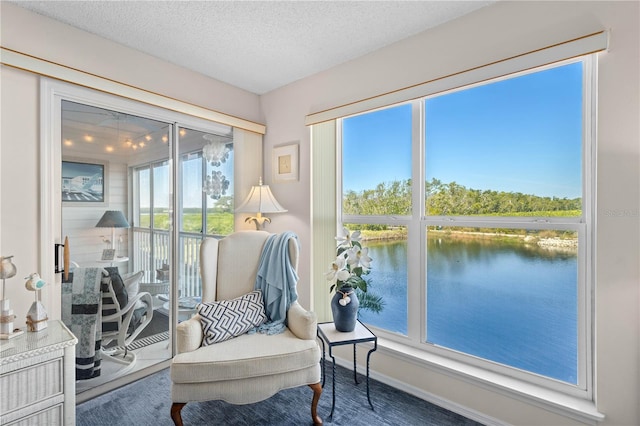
top-left (101, 249), bottom-right (116, 261)
top-left (62, 159), bottom-right (108, 205)
top-left (272, 142), bottom-right (299, 183)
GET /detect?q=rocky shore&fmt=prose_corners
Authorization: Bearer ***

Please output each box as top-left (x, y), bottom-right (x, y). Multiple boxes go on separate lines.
top-left (528, 236), bottom-right (578, 250)
top-left (363, 229), bottom-right (579, 251)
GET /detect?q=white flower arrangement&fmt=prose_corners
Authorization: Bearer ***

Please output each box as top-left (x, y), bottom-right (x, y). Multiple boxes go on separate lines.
top-left (326, 228), bottom-right (383, 313)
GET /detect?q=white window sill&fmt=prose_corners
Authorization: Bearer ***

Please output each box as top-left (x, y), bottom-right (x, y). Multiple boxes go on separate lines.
top-left (336, 336), bottom-right (605, 425)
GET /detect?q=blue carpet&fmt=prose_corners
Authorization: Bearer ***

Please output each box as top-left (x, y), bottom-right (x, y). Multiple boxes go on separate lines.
top-left (76, 362), bottom-right (484, 425)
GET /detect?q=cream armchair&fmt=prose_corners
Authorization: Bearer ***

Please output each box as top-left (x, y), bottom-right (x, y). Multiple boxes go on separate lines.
top-left (170, 231), bottom-right (323, 425)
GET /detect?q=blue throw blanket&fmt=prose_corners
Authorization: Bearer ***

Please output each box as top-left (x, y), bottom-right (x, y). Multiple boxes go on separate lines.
top-left (253, 232), bottom-right (299, 335)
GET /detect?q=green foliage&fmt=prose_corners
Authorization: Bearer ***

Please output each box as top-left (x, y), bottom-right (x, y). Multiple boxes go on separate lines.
top-left (205, 212), bottom-right (234, 236)
top-left (343, 178), bottom-right (581, 217)
top-left (137, 210), bottom-right (234, 236)
top-left (425, 178), bottom-right (581, 216)
top-left (356, 288), bottom-right (385, 314)
top-left (343, 179), bottom-right (412, 216)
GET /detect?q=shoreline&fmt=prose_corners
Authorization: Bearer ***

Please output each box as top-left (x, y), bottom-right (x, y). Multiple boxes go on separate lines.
top-left (361, 229), bottom-right (578, 251)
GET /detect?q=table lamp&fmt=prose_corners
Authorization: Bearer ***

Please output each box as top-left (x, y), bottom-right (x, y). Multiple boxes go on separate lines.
top-left (235, 178), bottom-right (287, 230)
top-left (95, 210), bottom-right (130, 249)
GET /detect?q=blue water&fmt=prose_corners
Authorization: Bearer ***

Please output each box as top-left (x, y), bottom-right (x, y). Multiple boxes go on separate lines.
top-left (358, 237), bottom-right (578, 384)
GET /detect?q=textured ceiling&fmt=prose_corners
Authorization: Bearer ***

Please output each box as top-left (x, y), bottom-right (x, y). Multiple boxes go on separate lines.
top-left (12, 1), bottom-right (494, 94)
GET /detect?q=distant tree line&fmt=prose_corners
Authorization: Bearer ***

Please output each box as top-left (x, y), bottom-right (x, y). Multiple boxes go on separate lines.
top-left (343, 178), bottom-right (581, 217)
top-left (343, 180), bottom-right (412, 216)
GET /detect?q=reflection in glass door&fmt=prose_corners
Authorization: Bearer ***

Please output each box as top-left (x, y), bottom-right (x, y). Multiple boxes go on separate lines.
top-left (62, 100), bottom-right (172, 395)
top-left (60, 96), bottom-right (236, 399)
top-left (173, 126), bottom-right (234, 320)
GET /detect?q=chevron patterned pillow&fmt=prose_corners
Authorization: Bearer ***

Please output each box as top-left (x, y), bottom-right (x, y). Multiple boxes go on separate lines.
top-left (198, 290), bottom-right (267, 345)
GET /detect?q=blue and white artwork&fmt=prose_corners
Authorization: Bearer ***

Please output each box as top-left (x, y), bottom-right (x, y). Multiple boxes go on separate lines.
top-left (62, 161), bottom-right (104, 202)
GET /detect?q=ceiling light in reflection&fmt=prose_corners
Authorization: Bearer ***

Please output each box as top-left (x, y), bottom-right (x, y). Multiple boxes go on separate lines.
top-left (105, 146), bottom-right (114, 153)
top-left (84, 135), bottom-right (94, 142)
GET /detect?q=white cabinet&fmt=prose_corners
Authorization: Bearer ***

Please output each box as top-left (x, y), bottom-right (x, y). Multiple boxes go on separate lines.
top-left (0, 321), bottom-right (77, 425)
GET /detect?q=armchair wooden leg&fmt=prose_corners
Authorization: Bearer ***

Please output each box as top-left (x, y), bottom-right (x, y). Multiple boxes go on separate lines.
top-left (309, 382), bottom-right (323, 425)
top-left (171, 402), bottom-right (186, 426)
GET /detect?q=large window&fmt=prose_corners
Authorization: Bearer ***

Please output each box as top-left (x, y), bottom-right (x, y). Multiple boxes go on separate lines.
top-left (340, 58), bottom-right (593, 393)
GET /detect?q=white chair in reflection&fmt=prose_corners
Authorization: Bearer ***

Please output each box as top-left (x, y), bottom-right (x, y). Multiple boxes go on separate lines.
top-left (100, 268), bottom-right (153, 373)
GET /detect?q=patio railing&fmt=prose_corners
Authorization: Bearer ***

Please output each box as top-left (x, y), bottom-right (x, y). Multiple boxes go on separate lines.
top-left (132, 228), bottom-right (205, 298)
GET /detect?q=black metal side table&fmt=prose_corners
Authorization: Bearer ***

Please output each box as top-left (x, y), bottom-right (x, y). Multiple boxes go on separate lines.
top-left (317, 320), bottom-right (378, 421)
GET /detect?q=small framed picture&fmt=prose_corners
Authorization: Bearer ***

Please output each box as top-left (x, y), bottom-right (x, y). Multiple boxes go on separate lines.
top-left (101, 249), bottom-right (116, 261)
top-left (272, 142), bottom-right (299, 183)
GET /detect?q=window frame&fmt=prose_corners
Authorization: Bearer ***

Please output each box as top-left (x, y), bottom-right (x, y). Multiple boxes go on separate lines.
top-left (338, 55), bottom-right (596, 399)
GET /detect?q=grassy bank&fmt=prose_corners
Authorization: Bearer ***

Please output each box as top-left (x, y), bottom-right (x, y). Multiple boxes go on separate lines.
top-left (356, 227), bottom-right (577, 248)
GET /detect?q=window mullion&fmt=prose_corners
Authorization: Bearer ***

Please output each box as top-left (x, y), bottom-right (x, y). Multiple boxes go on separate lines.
top-left (408, 99), bottom-right (424, 342)
top-left (580, 54), bottom-right (597, 398)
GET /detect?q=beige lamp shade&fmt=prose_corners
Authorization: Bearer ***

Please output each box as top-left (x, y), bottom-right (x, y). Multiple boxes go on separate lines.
top-left (235, 179), bottom-right (287, 229)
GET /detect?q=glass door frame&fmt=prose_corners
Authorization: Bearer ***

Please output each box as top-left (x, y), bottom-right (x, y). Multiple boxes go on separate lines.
top-left (41, 78), bottom-right (233, 358)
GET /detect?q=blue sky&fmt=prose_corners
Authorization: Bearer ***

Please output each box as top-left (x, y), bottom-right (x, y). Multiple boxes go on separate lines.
top-left (140, 157), bottom-right (234, 209)
top-left (343, 61), bottom-right (583, 199)
top-left (139, 137), bottom-right (234, 209)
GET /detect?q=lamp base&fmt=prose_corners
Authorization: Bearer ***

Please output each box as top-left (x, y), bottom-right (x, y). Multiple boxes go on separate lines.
top-left (245, 216), bottom-right (271, 230)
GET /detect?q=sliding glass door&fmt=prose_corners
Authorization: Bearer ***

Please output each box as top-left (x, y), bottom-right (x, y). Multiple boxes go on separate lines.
top-left (58, 89), bottom-right (235, 397)
top-left (62, 100), bottom-right (174, 394)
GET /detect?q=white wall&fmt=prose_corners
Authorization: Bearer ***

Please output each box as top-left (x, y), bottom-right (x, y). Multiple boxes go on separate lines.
top-left (260, 1), bottom-right (639, 425)
top-left (0, 66), bottom-right (40, 314)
